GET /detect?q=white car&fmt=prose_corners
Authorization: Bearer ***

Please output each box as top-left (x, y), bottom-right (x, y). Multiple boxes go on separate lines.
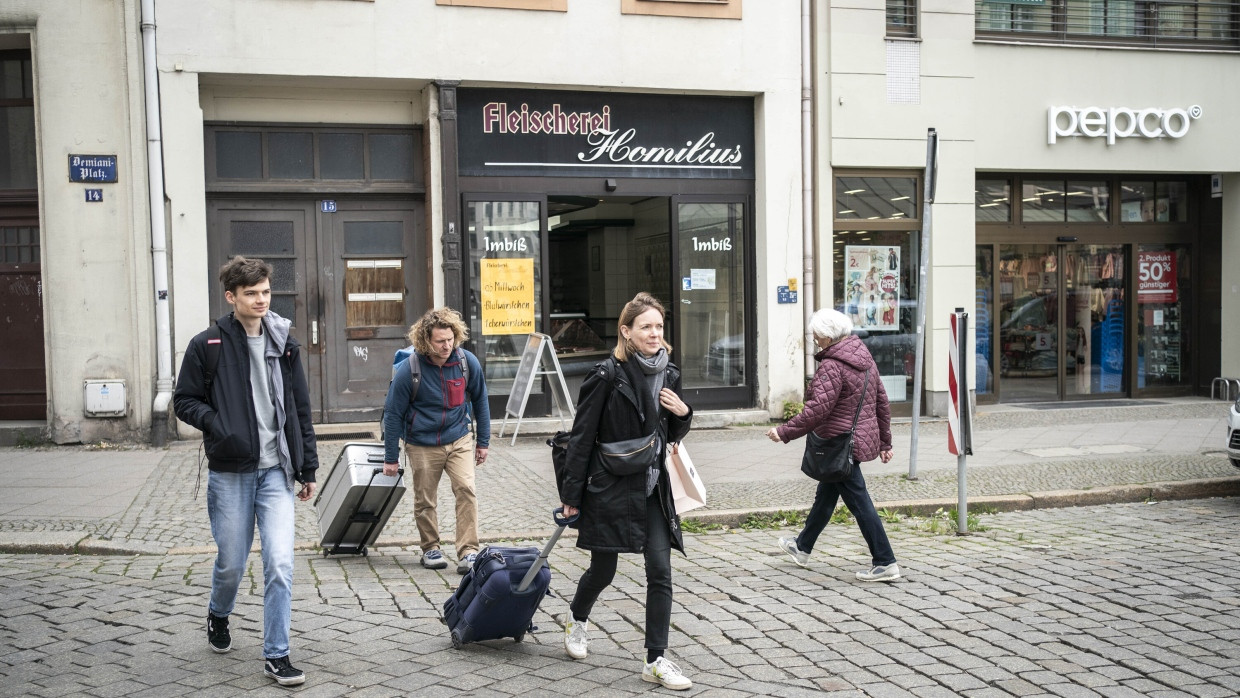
top-left (1229, 398), bottom-right (1240, 469)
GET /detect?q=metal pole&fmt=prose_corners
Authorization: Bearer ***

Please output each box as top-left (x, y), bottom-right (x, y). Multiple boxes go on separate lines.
top-left (955, 308), bottom-right (969, 534)
top-left (909, 129), bottom-right (937, 479)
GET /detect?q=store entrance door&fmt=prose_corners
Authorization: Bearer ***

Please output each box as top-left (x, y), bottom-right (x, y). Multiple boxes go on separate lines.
top-left (990, 243), bottom-right (1126, 402)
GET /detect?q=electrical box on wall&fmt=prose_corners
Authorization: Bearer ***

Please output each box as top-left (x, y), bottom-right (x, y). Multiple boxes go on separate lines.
top-left (84, 380), bottom-right (127, 417)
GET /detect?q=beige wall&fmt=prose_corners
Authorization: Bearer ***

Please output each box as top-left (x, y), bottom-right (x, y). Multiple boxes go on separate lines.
top-left (820, 0), bottom-right (978, 413)
top-left (0, 1), bottom-right (154, 443)
top-left (820, 0), bottom-right (1240, 413)
top-left (156, 0), bottom-right (806, 419)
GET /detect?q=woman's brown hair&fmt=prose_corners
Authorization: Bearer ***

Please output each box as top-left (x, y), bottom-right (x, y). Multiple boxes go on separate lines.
top-left (613, 292), bottom-right (673, 361)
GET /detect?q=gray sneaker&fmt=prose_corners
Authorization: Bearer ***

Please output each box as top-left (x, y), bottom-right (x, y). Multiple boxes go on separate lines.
top-left (856, 563), bottom-right (901, 582)
top-left (421, 549), bottom-right (448, 570)
top-left (777, 537), bottom-right (809, 567)
top-left (456, 552), bottom-right (477, 575)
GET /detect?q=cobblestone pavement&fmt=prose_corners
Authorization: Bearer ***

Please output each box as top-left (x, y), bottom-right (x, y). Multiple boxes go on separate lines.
top-left (2, 497), bottom-right (1238, 696)
top-left (1, 399), bottom-right (1237, 554)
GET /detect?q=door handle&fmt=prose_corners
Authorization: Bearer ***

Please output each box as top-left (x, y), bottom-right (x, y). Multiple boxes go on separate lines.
top-left (311, 320), bottom-right (319, 346)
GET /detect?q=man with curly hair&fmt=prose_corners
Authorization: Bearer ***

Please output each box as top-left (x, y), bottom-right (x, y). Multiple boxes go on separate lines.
top-left (381, 307), bottom-right (490, 574)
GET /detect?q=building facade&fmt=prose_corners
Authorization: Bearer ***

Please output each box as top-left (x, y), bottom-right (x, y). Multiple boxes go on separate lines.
top-left (816, 0), bottom-right (1240, 415)
top-left (1, 2), bottom-right (155, 443)
top-left (3, 0), bottom-right (1239, 444)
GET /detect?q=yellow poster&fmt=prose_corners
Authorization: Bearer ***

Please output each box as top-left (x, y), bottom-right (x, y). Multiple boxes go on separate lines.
top-left (480, 258), bottom-right (535, 335)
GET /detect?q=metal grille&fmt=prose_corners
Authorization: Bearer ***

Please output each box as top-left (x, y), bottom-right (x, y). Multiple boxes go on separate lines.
top-left (1229, 429), bottom-right (1240, 450)
top-left (976, 0), bottom-right (1240, 49)
top-left (888, 0), bottom-right (918, 37)
top-left (316, 431), bottom-right (379, 442)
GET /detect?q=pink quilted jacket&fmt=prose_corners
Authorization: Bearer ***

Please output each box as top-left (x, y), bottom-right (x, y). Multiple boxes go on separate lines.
top-left (777, 334), bottom-right (892, 462)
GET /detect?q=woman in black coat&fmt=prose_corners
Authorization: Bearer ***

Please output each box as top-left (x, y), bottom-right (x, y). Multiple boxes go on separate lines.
top-left (558, 292), bottom-right (694, 691)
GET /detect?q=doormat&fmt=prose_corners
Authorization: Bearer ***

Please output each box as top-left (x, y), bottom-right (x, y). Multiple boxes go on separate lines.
top-left (1014, 400), bottom-right (1165, 410)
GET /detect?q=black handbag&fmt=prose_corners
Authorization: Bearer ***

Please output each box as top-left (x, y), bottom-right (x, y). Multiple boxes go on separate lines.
top-left (800, 369), bottom-right (870, 483)
top-left (596, 432), bottom-right (661, 476)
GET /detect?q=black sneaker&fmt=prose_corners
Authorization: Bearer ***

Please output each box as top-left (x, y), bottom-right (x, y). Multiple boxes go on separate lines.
top-left (264, 655), bottom-right (306, 687)
top-left (206, 612), bottom-right (231, 653)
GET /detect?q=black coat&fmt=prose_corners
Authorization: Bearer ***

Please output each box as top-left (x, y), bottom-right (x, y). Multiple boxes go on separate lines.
top-left (559, 355), bottom-right (692, 554)
top-left (173, 312), bottom-right (319, 483)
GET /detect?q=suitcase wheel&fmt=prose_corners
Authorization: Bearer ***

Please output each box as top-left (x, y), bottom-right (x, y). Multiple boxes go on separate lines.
top-left (450, 628), bottom-right (463, 649)
top-left (361, 547), bottom-right (368, 557)
top-left (513, 631), bottom-right (524, 643)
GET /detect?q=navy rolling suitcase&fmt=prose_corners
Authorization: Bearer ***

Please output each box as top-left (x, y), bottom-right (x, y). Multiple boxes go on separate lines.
top-left (443, 509), bottom-right (576, 648)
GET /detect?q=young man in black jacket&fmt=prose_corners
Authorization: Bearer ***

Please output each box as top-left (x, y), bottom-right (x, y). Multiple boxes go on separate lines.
top-left (173, 256), bottom-right (319, 687)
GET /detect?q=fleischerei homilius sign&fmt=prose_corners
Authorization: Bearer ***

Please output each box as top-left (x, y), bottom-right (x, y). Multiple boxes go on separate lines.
top-left (458, 88), bottom-right (755, 180)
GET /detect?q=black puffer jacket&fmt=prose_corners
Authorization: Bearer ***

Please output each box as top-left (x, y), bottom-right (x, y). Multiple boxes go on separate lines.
top-left (559, 356), bottom-right (693, 554)
top-left (173, 312), bottom-right (319, 483)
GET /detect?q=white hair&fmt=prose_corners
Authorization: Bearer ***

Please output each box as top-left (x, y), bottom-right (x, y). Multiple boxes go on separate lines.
top-left (808, 308), bottom-right (853, 342)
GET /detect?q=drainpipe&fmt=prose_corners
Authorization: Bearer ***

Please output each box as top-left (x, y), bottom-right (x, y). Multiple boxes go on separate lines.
top-left (801, 0), bottom-right (816, 377)
top-left (141, 0), bottom-right (175, 446)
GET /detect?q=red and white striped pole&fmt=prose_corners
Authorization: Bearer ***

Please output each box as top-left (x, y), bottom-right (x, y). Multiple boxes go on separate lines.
top-left (949, 308), bottom-right (973, 534)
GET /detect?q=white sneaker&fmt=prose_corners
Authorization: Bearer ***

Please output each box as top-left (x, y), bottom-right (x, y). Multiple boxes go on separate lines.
top-left (778, 537), bottom-right (809, 566)
top-left (856, 563), bottom-right (901, 582)
top-left (642, 656), bottom-right (692, 691)
top-left (563, 613), bottom-right (588, 660)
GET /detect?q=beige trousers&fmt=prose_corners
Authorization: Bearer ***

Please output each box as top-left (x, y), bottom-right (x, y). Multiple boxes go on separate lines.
top-left (404, 433), bottom-right (478, 558)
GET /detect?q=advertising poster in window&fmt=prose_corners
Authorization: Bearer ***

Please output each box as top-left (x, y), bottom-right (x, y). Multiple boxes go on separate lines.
top-left (1137, 250), bottom-right (1177, 304)
top-left (480, 258), bottom-right (535, 335)
top-left (844, 245), bottom-right (900, 331)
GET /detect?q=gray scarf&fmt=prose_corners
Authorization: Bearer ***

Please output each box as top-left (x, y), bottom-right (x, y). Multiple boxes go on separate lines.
top-left (633, 348), bottom-right (669, 495)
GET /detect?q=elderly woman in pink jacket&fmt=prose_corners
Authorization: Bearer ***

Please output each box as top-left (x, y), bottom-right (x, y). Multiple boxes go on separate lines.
top-left (765, 308), bottom-right (900, 582)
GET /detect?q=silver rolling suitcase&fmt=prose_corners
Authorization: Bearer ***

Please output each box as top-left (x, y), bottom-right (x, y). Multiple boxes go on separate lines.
top-left (314, 442), bottom-right (406, 556)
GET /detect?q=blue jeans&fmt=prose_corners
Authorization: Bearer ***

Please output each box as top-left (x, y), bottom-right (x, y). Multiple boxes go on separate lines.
top-left (797, 460), bottom-right (897, 568)
top-left (207, 467), bottom-right (296, 659)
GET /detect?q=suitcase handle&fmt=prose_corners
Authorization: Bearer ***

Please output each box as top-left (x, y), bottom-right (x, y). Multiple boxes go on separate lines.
top-left (516, 508), bottom-right (578, 592)
top-left (553, 506), bottom-right (579, 527)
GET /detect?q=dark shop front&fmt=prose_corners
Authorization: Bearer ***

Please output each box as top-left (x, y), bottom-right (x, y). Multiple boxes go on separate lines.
top-left (437, 86), bottom-right (757, 415)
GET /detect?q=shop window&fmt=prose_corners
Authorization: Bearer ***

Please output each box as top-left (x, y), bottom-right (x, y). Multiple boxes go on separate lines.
top-left (622, 0), bottom-right (741, 20)
top-left (833, 231), bottom-right (920, 404)
top-left (1137, 243), bottom-right (1190, 388)
top-left (437, 0), bottom-right (566, 9)
top-left (835, 176), bottom-right (917, 221)
top-left (1021, 180), bottom-right (1109, 223)
top-left (1119, 180), bottom-right (1189, 222)
top-left (0, 50), bottom-right (36, 191)
top-left (975, 246), bottom-right (994, 395)
top-left (976, 179), bottom-right (1011, 222)
top-left (833, 172), bottom-right (921, 405)
top-left (466, 200), bottom-right (543, 399)
top-left (888, 0), bottom-right (918, 37)
top-left (976, 0), bottom-right (1240, 50)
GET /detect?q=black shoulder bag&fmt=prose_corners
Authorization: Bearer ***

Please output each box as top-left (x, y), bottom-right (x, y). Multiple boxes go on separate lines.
top-left (800, 368), bottom-right (870, 483)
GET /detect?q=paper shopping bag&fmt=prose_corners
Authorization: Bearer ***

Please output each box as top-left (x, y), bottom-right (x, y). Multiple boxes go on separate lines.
top-left (667, 442), bottom-right (706, 514)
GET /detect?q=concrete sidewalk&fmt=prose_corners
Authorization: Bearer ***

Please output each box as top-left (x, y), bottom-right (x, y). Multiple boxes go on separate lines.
top-left (1, 397), bottom-right (1237, 555)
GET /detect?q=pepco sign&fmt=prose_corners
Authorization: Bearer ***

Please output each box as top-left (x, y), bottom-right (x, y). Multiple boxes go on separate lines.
top-left (1048, 105), bottom-right (1202, 145)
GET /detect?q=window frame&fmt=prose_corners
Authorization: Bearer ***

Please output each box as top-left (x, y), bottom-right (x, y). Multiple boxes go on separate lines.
top-left (975, 0), bottom-right (1240, 50)
top-left (887, 0), bottom-right (919, 38)
top-left (204, 123), bottom-right (424, 194)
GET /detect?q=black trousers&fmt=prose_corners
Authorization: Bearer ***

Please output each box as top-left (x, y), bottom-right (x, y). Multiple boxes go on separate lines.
top-left (569, 492), bottom-right (673, 651)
